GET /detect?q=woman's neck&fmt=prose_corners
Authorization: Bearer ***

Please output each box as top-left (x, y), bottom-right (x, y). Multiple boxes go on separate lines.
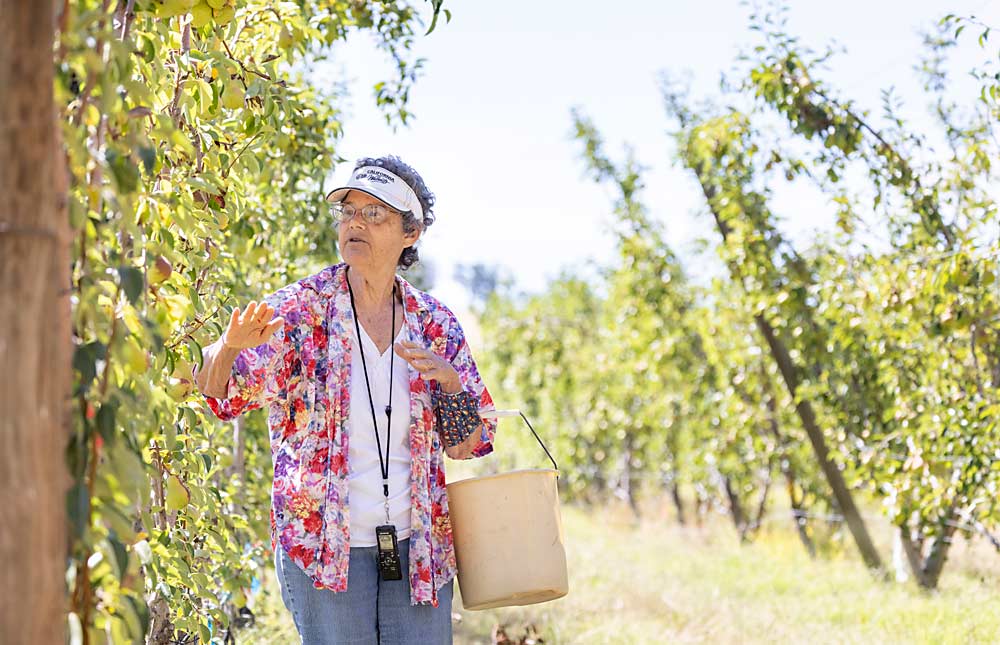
top-left (347, 264), bottom-right (398, 313)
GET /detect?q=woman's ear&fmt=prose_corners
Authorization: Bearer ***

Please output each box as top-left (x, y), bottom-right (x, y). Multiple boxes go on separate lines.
top-left (403, 226), bottom-right (422, 248)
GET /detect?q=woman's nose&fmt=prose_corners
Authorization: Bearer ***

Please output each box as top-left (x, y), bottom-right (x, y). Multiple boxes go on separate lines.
top-left (341, 210), bottom-right (366, 227)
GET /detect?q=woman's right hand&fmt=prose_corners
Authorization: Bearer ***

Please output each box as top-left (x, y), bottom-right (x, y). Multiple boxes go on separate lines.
top-left (222, 300), bottom-right (285, 350)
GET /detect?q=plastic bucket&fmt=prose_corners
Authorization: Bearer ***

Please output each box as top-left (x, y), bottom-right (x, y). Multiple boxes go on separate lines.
top-left (447, 410), bottom-right (568, 611)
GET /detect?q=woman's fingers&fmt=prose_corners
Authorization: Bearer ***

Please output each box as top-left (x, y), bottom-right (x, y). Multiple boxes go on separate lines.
top-left (395, 347), bottom-right (422, 365)
top-left (264, 317), bottom-right (284, 337)
top-left (394, 343), bottom-right (438, 371)
top-left (397, 347), bottom-right (434, 365)
top-left (397, 340), bottom-right (428, 355)
top-left (242, 300), bottom-right (258, 323)
top-left (393, 341), bottom-right (459, 387)
top-left (222, 301), bottom-right (280, 350)
top-left (254, 303), bottom-right (272, 325)
top-left (235, 301), bottom-right (277, 330)
top-left (393, 342), bottom-right (416, 359)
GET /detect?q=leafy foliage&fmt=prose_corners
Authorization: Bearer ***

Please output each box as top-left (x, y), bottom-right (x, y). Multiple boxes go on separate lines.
top-left (477, 6), bottom-right (1000, 588)
top-left (59, 1), bottom-right (443, 642)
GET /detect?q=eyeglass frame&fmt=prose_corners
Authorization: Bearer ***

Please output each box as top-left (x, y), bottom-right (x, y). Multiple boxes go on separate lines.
top-left (330, 200), bottom-right (404, 226)
top-left (330, 200), bottom-right (426, 234)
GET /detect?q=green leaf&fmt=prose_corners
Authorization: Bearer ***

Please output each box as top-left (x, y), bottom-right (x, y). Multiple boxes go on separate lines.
top-left (107, 533), bottom-right (129, 582)
top-left (425, 0), bottom-right (446, 34)
top-left (118, 266), bottom-right (144, 305)
top-left (188, 337), bottom-right (204, 372)
top-left (165, 421), bottom-right (177, 451)
top-left (67, 482), bottom-right (90, 538)
top-left (128, 596), bottom-right (150, 639)
top-left (111, 440), bottom-right (149, 501)
top-left (105, 148), bottom-right (140, 194)
top-left (73, 341), bottom-right (106, 393)
top-left (138, 146), bottom-right (157, 175)
top-left (187, 175), bottom-right (222, 195)
top-left (96, 400), bottom-right (117, 445)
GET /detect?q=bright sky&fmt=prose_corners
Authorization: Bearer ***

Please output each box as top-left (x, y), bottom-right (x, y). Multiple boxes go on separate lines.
top-left (313, 0), bottom-right (1000, 313)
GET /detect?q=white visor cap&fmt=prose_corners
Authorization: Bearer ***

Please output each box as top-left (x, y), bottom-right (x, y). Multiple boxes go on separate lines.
top-left (325, 166), bottom-right (424, 222)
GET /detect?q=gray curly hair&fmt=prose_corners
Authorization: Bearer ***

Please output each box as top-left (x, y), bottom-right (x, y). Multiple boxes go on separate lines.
top-left (352, 155), bottom-right (436, 271)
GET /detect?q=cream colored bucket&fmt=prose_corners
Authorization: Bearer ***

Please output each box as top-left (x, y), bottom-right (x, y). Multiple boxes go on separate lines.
top-left (447, 409), bottom-right (568, 611)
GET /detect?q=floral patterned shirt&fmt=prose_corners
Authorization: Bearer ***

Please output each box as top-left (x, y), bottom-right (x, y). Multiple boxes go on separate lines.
top-left (201, 263), bottom-right (497, 606)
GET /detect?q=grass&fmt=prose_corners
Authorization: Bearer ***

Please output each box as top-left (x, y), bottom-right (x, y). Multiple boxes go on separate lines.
top-left (240, 500), bottom-right (1000, 644)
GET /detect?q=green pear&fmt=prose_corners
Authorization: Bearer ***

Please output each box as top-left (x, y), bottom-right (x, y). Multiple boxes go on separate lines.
top-left (213, 4), bottom-right (235, 25)
top-left (165, 474), bottom-right (189, 511)
top-left (221, 80), bottom-right (245, 110)
top-left (190, 2), bottom-right (213, 27)
top-left (206, 0), bottom-right (225, 8)
top-left (157, 0), bottom-right (190, 17)
top-left (167, 377), bottom-right (193, 401)
top-left (149, 255), bottom-right (172, 284)
top-left (122, 341), bottom-right (149, 373)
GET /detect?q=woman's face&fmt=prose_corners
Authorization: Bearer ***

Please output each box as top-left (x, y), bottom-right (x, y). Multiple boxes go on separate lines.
top-left (337, 190), bottom-right (420, 273)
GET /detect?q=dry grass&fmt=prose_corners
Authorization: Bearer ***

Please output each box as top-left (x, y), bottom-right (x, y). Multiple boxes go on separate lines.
top-left (453, 501), bottom-right (1000, 644)
top-left (241, 500), bottom-right (1000, 644)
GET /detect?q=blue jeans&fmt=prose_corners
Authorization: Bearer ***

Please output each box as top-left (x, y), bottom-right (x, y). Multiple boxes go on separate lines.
top-left (274, 538), bottom-right (454, 644)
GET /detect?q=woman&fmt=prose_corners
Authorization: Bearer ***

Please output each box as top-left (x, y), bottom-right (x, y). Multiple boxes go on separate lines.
top-left (193, 155), bottom-right (497, 644)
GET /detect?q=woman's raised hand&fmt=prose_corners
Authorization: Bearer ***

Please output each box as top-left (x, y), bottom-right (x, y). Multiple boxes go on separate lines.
top-left (222, 301), bottom-right (285, 350)
top-left (394, 340), bottom-right (462, 392)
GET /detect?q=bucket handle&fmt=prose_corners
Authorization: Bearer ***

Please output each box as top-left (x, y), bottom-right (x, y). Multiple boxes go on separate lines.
top-left (477, 409), bottom-right (559, 473)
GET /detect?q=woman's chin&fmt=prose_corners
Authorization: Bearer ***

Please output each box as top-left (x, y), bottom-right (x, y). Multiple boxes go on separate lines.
top-left (340, 245), bottom-right (370, 263)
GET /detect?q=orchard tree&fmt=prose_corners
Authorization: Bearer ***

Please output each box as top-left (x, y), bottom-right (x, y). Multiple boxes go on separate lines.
top-left (739, 7), bottom-right (1000, 588)
top-left (660, 4), bottom-right (1000, 585)
top-left (1, 2), bottom-right (72, 644)
top-left (50, 0), bottom-right (448, 643)
top-left (572, 108), bottom-right (833, 542)
top-left (478, 274), bottom-right (608, 500)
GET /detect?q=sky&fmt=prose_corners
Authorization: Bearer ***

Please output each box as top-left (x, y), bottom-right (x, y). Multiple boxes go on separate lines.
top-left (311, 0), bottom-right (1000, 315)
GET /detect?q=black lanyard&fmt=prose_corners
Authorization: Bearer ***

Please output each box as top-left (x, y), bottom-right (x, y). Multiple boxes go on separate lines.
top-left (346, 268), bottom-right (396, 507)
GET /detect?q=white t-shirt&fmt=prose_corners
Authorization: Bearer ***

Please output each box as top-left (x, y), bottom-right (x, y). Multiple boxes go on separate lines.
top-left (347, 321), bottom-right (413, 547)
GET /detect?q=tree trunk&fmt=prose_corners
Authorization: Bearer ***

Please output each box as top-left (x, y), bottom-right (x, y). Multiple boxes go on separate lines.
top-left (751, 312), bottom-right (883, 571)
top-left (785, 469), bottom-right (816, 558)
top-left (620, 444), bottom-right (640, 519)
top-left (922, 527), bottom-right (957, 589)
top-left (1, 1), bottom-right (72, 643)
top-left (899, 503), bottom-right (961, 590)
top-left (747, 466), bottom-right (772, 539)
top-left (895, 527), bottom-right (919, 584)
top-left (692, 167), bottom-right (884, 572)
top-left (146, 595), bottom-right (176, 645)
top-left (722, 475), bottom-right (748, 540)
top-left (670, 478), bottom-right (686, 525)
top-left (898, 529), bottom-right (928, 587)
top-left (761, 377), bottom-right (815, 557)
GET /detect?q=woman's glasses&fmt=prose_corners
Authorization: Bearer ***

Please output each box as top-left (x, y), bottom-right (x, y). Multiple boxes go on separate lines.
top-left (331, 202), bottom-right (399, 225)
